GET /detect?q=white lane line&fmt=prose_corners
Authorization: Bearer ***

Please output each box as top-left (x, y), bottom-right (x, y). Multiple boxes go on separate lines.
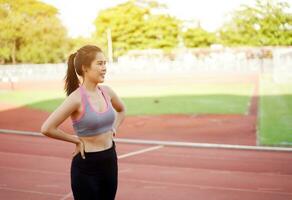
top-left (0, 129), bottom-right (41, 136)
top-left (1, 128), bottom-right (292, 152)
top-left (59, 192), bottom-right (73, 200)
top-left (118, 145), bottom-right (164, 159)
top-left (116, 138), bottom-right (292, 152)
top-left (59, 145), bottom-right (163, 200)
top-left (0, 186), bottom-right (63, 197)
top-left (0, 166), bottom-right (67, 176)
top-left (120, 178), bottom-right (292, 196)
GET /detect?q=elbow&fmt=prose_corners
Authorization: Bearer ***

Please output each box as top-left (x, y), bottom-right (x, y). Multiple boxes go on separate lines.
top-left (40, 123), bottom-right (52, 136)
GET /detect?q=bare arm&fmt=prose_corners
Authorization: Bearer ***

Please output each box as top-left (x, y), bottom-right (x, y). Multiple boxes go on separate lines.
top-left (40, 91), bottom-right (81, 145)
top-left (103, 85), bottom-right (126, 134)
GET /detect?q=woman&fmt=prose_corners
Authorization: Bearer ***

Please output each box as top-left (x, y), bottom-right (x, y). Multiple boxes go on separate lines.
top-left (40, 45), bottom-right (126, 200)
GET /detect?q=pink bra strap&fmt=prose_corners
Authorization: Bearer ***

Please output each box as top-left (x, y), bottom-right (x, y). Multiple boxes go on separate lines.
top-left (79, 85), bottom-right (85, 96)
top-left (98, 85), bottom-right (110, 102)
top-left (79, 85), bottom-right (87, 105)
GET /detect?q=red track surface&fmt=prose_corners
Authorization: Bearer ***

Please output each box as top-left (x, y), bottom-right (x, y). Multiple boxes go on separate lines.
top-left (0, 133), bottom-right (292, 200)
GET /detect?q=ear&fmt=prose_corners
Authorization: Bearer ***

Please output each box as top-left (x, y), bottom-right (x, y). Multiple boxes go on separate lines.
top-left (81, 65), bottom-right (88, 73)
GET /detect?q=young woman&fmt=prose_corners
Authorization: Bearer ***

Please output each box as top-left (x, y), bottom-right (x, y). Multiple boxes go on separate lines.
top-left (41, 45), bottom-right (126, 200)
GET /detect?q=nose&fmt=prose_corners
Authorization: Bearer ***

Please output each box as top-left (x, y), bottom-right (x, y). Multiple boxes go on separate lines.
top-left (102, 66), bottom-right (107, 72)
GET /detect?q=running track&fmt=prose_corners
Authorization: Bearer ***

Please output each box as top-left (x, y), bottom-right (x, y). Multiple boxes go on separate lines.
top-left (0, 133), bottom-right (292, 200)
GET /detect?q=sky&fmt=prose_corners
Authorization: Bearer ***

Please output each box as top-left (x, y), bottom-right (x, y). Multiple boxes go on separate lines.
top-left (42, 0), bottom-right (292, 38)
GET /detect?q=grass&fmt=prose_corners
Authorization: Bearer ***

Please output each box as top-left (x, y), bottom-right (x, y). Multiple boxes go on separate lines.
top-left (123, 94), bottom-right (249, 115)
top-left (258, 74), bottom-right (292, 146)
top-left (4, 77), bottom-right (292, 146)
top-left (2, 75), bottom-right (292, 147)
top-left (0, 83), bottom-right (253, 115)
top-left (0, 90), bottom-right (65, 105)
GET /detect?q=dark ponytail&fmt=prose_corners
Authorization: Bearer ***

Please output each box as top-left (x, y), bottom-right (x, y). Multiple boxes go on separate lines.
top-left (64, 52), bottom-right (80, 96)
top-left (64, 45), bottom-right (103, 96)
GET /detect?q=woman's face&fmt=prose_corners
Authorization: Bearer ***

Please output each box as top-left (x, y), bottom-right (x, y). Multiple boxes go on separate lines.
top-left (85, 52), bottom-right (107, 84)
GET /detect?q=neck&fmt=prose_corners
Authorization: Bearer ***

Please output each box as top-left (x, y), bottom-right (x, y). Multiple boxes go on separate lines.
top-left (81, 80), bottom-right (99, 92)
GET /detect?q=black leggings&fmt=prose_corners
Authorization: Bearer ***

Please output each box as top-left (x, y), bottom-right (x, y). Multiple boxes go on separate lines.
top-left (70, 140), bottom-right (118, 200)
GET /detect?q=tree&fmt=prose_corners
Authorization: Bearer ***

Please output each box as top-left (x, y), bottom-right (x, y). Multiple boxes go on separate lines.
top-left (143, 15), bottom-right (180, 49)
top-left (93, 0), bottom-right (180, 59)
top-left (0, 0), bottom-right (70, 64)
top-left (183, 27), bottom-right (217, 48)
top-left (219, 0), bottom-right (292, 46)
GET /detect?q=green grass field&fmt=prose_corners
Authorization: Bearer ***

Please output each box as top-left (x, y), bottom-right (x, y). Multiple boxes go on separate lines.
top-left (1, 78), bottom-right (292, 147)
top-left (259, 74), bottom-right (292, 146)
top-left (0, 83), bottom-right (253, 115)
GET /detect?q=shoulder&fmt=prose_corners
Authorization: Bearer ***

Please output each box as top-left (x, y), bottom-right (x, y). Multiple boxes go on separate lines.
top-left (66, 87), bottom-right (82, 106)
top-left (100, 84), bottom-right (125, 112)
top-left (100, 84), bottom-right (115, 99)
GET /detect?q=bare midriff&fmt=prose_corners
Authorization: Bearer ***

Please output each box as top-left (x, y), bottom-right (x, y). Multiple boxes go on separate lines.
top-left (78, 130), bottom-right (114, 152)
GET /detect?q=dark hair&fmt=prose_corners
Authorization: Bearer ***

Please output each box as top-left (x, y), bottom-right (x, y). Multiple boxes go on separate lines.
top-left (64, 45), bottom-right (103, 96)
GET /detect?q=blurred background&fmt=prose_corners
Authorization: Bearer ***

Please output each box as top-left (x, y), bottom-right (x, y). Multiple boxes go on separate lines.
top-left (0, 0), bottom-right (292, 199)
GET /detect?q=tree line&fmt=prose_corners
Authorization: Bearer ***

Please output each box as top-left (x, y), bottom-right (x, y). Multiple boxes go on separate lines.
top-left (0, 0), bottom-right (291, 64)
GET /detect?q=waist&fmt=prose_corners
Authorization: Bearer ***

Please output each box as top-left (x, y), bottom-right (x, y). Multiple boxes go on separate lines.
top-left (79, 131), bottom-right (114, 152)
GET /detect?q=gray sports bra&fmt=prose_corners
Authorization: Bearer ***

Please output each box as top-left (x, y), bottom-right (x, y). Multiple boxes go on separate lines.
top-left (71, 85), bottom-right (116, 137)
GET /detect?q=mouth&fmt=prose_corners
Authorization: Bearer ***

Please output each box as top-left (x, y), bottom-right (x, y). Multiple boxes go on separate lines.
top-left (100, 72), bottom-right (106, 78)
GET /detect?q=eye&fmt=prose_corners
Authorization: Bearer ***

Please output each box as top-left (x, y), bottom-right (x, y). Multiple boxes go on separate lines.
top-left (96, 61), bottom-right (107, 66)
